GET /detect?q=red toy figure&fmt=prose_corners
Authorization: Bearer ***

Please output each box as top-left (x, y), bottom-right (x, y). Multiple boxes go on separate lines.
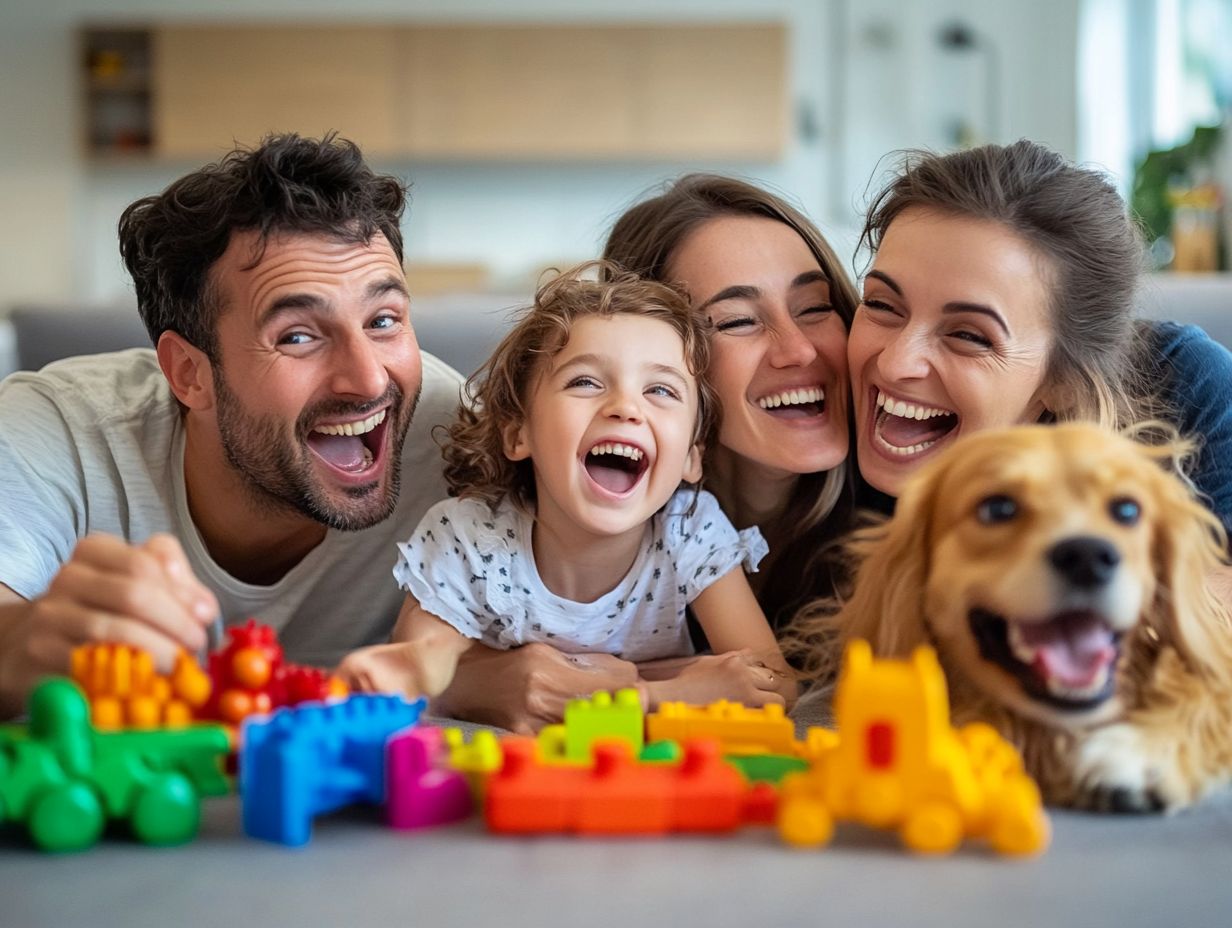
top-left (204, 619), bottom-right (347, 725)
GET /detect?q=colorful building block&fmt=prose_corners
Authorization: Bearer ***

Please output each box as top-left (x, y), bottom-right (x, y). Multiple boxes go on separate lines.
top-left (647, 699), bottom-right (798, 755)
top-left (442, 728), bottom-right (504, 798)
top-left (725, 753), bottom-right (809, 784)
top-left (485, 736), bottom-right (766, 835)
top-left (71, 644), bottom-right (211, 730)
top-left (204, 619), bottom-right (348, 726)
top-left (386, 727), bottom-right (473, 830)
top-left (0, 678), bottom-right (230, 852)
top-left (562, 688), bottom-right (644, 760)
top-left (240, 693), bottom-right (425, 846)
top-left (776, 640), bottom-right (1050, 856)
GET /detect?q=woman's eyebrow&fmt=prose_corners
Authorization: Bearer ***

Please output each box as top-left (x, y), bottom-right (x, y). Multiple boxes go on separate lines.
top-left (697, 284), bottom-right (760, 312)
top-left (865, 269), bottom-right (903, 295)
top-left (791, 270), bottom-right (829, 289)
top-left (866, 269), bottom-right (1010, 335)
top-left (943, 301), bottom-right (1010, 336)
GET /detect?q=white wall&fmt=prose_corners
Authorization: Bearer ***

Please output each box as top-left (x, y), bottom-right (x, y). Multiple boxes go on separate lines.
top-left (0, 0), bottom-right (1080, 313)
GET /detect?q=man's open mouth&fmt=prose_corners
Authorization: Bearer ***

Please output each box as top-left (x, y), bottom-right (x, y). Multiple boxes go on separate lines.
top-left (306, 409), bottom-right (389, 476)
top-left (969, 606), bottom-right (1122, 710)
top-left (873, 389), bottom-right (958, 456)
top-left (582, 441), bottom-right (649, 496)
top-left (756, 386), bottom-right (825, 420)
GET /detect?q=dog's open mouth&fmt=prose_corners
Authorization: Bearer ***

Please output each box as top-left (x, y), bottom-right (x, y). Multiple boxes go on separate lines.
top-left (969, 607), bottom-right (1121, 710)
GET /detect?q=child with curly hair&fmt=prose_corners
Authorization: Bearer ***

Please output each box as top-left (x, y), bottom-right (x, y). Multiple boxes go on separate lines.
top-left (338, 262), bottom-right (795, 710)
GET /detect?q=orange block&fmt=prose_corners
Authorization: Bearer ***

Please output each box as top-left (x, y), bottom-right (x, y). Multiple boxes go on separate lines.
top-left (485, 736), bottom-right (760, 836)
top-left (70, 644), bottom-right (211, 730)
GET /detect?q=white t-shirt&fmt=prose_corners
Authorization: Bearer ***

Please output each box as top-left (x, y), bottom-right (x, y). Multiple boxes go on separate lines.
top-left (0, 348), bottom-right (463, 667)
top-left (392, 489), bottom-right (768, 662)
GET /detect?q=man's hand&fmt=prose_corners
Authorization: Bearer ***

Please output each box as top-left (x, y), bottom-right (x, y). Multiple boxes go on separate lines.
top-left (636, 650), bottom-right (796, 709)
top-left (432, 642), bottom-right (639, 734)
top-left (0, 532), bottom-right (218, 716)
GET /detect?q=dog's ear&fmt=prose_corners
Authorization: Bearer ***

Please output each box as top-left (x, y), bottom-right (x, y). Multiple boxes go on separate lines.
top-left (833, 465), bottom-right (946, 660)
top-left (1147, 465), bottom-right (1232, 683)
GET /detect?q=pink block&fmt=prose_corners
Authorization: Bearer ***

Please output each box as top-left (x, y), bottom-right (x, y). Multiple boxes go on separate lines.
top-left (386, 726), bottom-right (473, 829)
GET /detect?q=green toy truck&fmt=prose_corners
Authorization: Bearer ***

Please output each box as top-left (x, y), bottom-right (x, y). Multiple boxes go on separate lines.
top-left (0, 678), bottom-right (231, 852)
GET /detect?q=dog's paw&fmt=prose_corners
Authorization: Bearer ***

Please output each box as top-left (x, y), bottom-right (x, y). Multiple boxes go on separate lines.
top-left (1071, 724), bottom-right (1172, 814)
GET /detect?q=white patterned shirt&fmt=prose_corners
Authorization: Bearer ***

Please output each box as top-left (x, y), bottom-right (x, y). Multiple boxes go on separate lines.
top-left (393, 488), bottom-right (767, 661)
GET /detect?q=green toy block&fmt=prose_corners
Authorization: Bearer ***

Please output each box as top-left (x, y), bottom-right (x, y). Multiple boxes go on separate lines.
top-left (723, 753), bottom-right (809, 784)
top-left (0, 678), bottom-right (231, 852)
top-left (637, 740), bottom-right (682, 763)
top-left (563, 688), bottom-right (644, 761)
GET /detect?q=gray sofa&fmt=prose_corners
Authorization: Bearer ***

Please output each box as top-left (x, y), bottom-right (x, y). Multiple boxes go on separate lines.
top-left (1135, 273), bottom-right (1232, 345)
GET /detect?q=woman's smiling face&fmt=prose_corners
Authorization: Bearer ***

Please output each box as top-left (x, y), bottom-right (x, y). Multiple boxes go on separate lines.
top-left (848, 207), bottom-right (1057, 496)
top-left (667, 215), bottom-right (850, 479)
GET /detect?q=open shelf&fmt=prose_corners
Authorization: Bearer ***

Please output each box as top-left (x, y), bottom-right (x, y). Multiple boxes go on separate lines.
top-left (81, 27), bottom-right (153, 155)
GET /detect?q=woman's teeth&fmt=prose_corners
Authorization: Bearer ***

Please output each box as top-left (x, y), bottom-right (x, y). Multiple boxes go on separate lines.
top-left (874, 433), bottom-right (939, 456)
top-left (312, 409), bottom-right (387, 436)
top-left (875, 390), bottom-right (950, 421)
top-left (873, 389), bottom-right (958, 456)
top-left (758, 387), bottom-right (824, 409)
top-left (589, 442), bottom-right (644, 461)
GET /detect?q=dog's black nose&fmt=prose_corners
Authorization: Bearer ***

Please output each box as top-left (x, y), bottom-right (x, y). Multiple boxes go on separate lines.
top-left (1049, 537), bottom-right (1120, 588)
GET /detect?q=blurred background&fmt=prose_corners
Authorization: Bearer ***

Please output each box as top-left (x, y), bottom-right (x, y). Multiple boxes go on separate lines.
top-left (1, 0), bottom-right (1230, 376)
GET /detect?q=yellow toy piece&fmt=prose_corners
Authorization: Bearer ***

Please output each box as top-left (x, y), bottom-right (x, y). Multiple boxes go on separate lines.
top-left (647, 699), bottom-right (797, 756)
top-left (777, 640), bottom-right (1050, 856)
top-left (443, 727), bottom-right (503, 797)
top-left (70, 643), bottom-right (212, 730)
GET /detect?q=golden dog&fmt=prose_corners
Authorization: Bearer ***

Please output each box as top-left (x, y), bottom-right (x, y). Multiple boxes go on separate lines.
top-left (799, 422), bottom-right (1232, 812)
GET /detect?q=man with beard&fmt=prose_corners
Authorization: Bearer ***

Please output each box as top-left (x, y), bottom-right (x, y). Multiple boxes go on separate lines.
top-left (0, 134), bottom-right (464, 717)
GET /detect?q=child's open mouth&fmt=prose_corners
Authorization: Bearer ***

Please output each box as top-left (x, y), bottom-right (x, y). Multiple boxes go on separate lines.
top-left (306, 409), bottom-right (389, 479)
top-left (582, 440), bottom-right (649, 496)
top-left (873, 389), bottom-right (958, 457)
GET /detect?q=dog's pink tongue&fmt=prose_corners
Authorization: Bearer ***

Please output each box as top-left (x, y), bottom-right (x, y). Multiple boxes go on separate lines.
top-left (1025, 614), bottom-right (1116, 688)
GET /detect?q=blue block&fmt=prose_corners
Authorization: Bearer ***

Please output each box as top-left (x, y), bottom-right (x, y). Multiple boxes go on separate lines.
top-left (240, 694), bottom-right (426, 846)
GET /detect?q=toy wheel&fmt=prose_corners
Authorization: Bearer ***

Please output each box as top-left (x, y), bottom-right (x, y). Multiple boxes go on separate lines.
top-left (28, 782), bottom-right (104, 852)
top-left (902, 801), bottom-right (963, 854)
top-left (777, 797), bottom-right (834, 849)
top-left (131, 772), bottom-right (200, 845)
top-left (989, 807), bottom-right (1049, 856)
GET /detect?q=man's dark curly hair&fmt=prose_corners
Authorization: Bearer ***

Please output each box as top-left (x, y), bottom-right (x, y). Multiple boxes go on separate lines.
top-left (118, 132), bottom-right (407, 360)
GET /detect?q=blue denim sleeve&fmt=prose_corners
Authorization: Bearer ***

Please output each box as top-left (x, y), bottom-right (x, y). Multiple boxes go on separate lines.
top-left (1152, 321), bottom-right (1232, 536)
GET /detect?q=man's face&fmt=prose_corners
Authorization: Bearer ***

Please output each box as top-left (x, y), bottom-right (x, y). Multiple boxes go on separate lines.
top-left (207, 230), bottom-right (422, 531)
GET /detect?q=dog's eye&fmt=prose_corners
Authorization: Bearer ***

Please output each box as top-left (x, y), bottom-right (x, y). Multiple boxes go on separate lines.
top-left (1109, 497), bottom-right (1141, 526)
top-left (976, 494), bottom-right (1018, 524)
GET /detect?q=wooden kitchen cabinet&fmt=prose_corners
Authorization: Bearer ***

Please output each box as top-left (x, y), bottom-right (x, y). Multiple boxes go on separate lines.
top-left (397, 24), bottom-right (788, 160)
top-left (82, 22), bottom-right (788, 161)
top-left (152, 26), bottom-right (402, 158)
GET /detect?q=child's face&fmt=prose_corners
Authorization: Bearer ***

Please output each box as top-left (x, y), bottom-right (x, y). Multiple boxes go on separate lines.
top-left (505, 314), bottom-right (703, 539)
